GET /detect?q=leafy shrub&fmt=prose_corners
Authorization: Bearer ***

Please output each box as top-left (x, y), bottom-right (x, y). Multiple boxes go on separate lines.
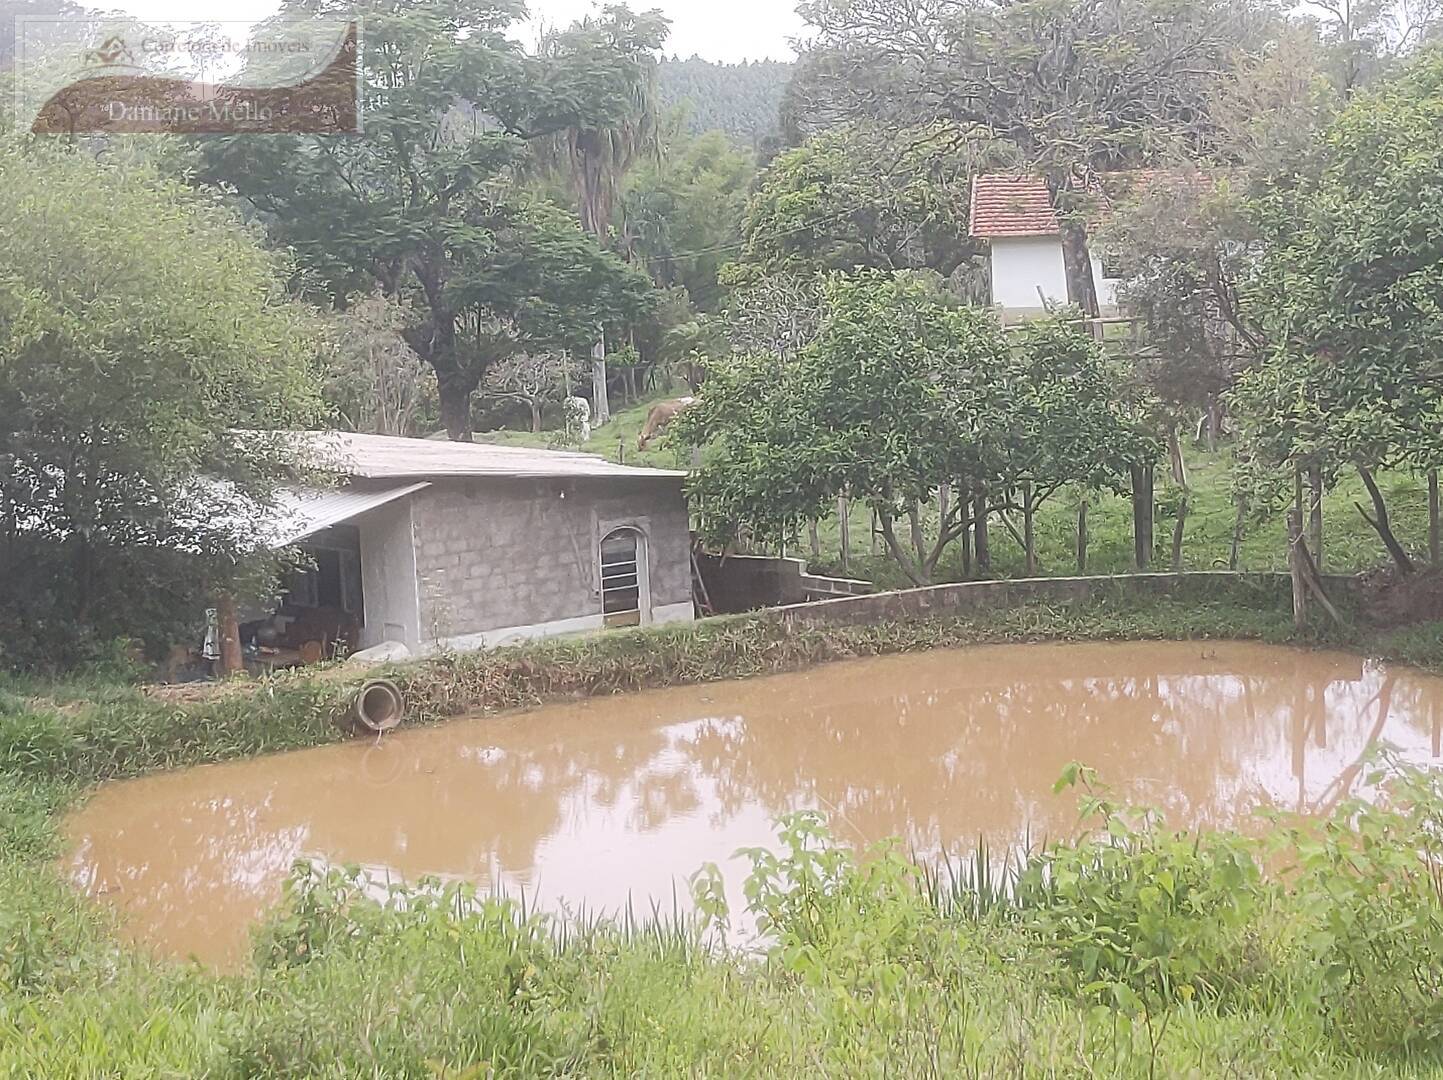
top-left (1016, 764), bottom-right (1264, 1011)
top-left (241, 864), bottom-right (574, 1075)
top-left (1270, 752), bottom-right (1443, 1054)
top-left (718, 813), bottom-right (987, 1071)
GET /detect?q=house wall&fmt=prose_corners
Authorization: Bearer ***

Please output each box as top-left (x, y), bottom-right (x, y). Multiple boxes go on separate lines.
top-left (988, 238), bottom-right (1122, 321)
top-left (1090, 253), bottom-right (1121, 316)
top-left (409, 477), bottom-right (694, 650)
top-left (354, 498), bottom-right (422, 651)
top-left (989, 235), bottom-right (1069, 317)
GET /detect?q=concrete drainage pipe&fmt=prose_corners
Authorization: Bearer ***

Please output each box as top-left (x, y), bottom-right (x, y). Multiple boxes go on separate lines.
top-left (349, 679), bottom-right (405, 735)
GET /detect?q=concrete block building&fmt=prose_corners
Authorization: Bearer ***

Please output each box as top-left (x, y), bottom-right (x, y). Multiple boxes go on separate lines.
top-left (261, 432), bottom-right (694, 655)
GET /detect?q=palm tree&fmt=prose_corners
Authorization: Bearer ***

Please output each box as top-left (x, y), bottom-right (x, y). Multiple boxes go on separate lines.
top-left (532, 5), bottom-right (668, 425)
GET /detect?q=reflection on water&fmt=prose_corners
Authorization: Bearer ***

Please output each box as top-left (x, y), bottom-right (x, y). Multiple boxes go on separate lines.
top-left (65, 641), bottom-right (1443, 965)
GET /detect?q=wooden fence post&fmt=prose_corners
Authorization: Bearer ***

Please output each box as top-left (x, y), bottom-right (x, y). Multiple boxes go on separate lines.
top-left (1022, 481), bottom-right (1037, 576)
top-left (1131, 464), bottom-right (1154, 571)
top-left (1076, 497), bottom-right (1089, 575)
top-left (838, 496), bottom-right (851, 573)
top-left (1430, 470), bottom-right (1441, 567)
top-left (1229, 495), bottom-right (1246, 572)
top-left (1287, 509), bottom-right (1308, 629)
top-left (1171, 495), bottom-right (1189, 573)
top-left (973, 492), bottom-right (990, 574)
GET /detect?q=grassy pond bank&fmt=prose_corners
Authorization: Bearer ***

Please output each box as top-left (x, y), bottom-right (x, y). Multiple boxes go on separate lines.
top-left (5, 579), bottom-right (1443, 1076)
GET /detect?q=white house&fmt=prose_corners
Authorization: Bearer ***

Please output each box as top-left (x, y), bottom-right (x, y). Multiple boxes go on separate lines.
top-left (969, 174), bottom-right (1122, 323)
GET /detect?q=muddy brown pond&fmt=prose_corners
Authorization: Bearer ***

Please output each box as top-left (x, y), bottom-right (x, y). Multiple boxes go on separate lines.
top-left (65, 641), bottom-right (1443, 965)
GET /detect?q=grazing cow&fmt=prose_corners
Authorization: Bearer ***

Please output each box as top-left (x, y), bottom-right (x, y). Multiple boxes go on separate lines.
top-left (637, 397), bottom-right (695, 451)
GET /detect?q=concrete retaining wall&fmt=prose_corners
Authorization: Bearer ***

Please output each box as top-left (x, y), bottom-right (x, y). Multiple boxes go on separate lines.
top-left (799, 573), bottom-right (875, 601)
top-left (697, 553), bottom-right (875, 614)
top-left (755, 571), bottom-right (1358, 630)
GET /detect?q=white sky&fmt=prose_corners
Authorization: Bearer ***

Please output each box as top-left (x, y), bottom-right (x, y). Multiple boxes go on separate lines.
top-left (527, 0), bottom-right (808, 61)
top-left (97, 0), bottom-right (809, 63)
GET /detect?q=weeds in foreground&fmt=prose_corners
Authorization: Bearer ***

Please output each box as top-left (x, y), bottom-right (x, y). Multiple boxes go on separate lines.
top-left (112, 756), bottom-right (1442, 1077)
top-left (3, 593), bottom-right (1443, 1075)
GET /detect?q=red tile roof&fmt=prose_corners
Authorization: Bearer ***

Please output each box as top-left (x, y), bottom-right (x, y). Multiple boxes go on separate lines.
top-left (969, 175), bottom-right (1059, 238)
top-left (970, 169), bottom-right (1220, 239)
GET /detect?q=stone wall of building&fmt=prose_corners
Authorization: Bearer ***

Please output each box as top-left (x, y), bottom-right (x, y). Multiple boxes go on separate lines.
top-left (409, 476), bottom-right (693, 646)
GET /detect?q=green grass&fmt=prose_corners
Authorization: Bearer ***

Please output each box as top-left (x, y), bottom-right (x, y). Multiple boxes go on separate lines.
top-left (4, 589), bottom-right (1443, 1076)
top-left (479, 402), bottom-right (1437, 594)
top-left (474, 391), bottom-right (695, 472)
top-left (803, 445), bottom-right (1439, 591)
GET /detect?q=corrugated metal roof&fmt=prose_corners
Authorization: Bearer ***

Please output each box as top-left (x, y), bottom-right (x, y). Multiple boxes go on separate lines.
top-left (266, 481), bottom-right (432, 549)
top-left (289, 431), bottom-right (687, 481)
top-left (970, 174), bottom-right (1060, 238)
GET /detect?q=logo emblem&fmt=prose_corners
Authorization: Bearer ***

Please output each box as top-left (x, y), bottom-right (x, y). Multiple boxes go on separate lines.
top-left (84, 36), bottom-right (135, 66)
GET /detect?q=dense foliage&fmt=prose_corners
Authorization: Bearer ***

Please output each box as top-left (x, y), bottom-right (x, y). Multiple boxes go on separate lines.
top-left (675, 273), bottom-right (1150, 583)
top-left (202, 0), bottom-right (657, 441)
top-left (1233, 47), bottom-right (1443, 569)
top-left (620, 130), bottom-right (755, 312)
top-left (0, 139), bottom-right (325, 670)
top-left (318, 294), bottom-right (437, 438)
top-left (742, 122), bottom-right (991, 287)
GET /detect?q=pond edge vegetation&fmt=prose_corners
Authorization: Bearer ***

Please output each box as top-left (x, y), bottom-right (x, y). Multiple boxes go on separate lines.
top-left (6, 580), bottom-right (1443, 1075)
top-left (7, 573), bottom-right (1437, 796)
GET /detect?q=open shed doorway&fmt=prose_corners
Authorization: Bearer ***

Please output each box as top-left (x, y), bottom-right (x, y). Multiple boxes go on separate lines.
top-left (600, 526), bottom-right (649, 628)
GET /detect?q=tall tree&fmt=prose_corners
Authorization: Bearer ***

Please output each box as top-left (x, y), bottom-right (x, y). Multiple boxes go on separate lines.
top-left (202, 0), bottom-right (654, 441)
top-left (656, 56), bottom-right (794, 145)
top-left (1300, 0), bottom-right (1443, 93)
top-left (0, 138), bottom-right (325, 669)
top-left (1235, 48), bottom-right (1443, 573)
top-left (1103, 169), bottom-right (1263, 447)
top-left (318, 294), bottom-right (436, 437)
top-left (675, 272), bottom-right (1002, 583)
top-left (741, 121), bottom-right (993, 291)
top-left (1001, 318), bottom-right (1156, 575)
top-left (719, 265), bottom-right (828, 362)
top-left (675, 271), bottom-right (1145, 585)
top-left (620, 128), bottom-right (754, 312)
top-left (531, 5), bottom-right (669, 425)
top-left (483, 350), bottom-right (583, 433)
top-left (792, 0), bottom-right (1281, 316)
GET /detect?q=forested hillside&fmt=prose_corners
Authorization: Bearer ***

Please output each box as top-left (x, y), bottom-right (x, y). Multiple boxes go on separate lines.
top-left (0, 0), bottom-right (90, 70)
top-left (657, 56), bottom-right (793, 145)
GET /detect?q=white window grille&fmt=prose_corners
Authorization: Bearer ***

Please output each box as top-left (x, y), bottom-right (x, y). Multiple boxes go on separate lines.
top-left (600, 528), bottom-right (643, 628)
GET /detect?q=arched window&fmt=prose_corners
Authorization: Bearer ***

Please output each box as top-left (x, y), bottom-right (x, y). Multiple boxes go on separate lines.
top-left (600, 527), bottom-right (646, 628)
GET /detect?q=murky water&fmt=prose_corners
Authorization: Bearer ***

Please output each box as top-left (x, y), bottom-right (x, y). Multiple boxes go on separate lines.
top-left (65, 641), bottom-right (1443, 965)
